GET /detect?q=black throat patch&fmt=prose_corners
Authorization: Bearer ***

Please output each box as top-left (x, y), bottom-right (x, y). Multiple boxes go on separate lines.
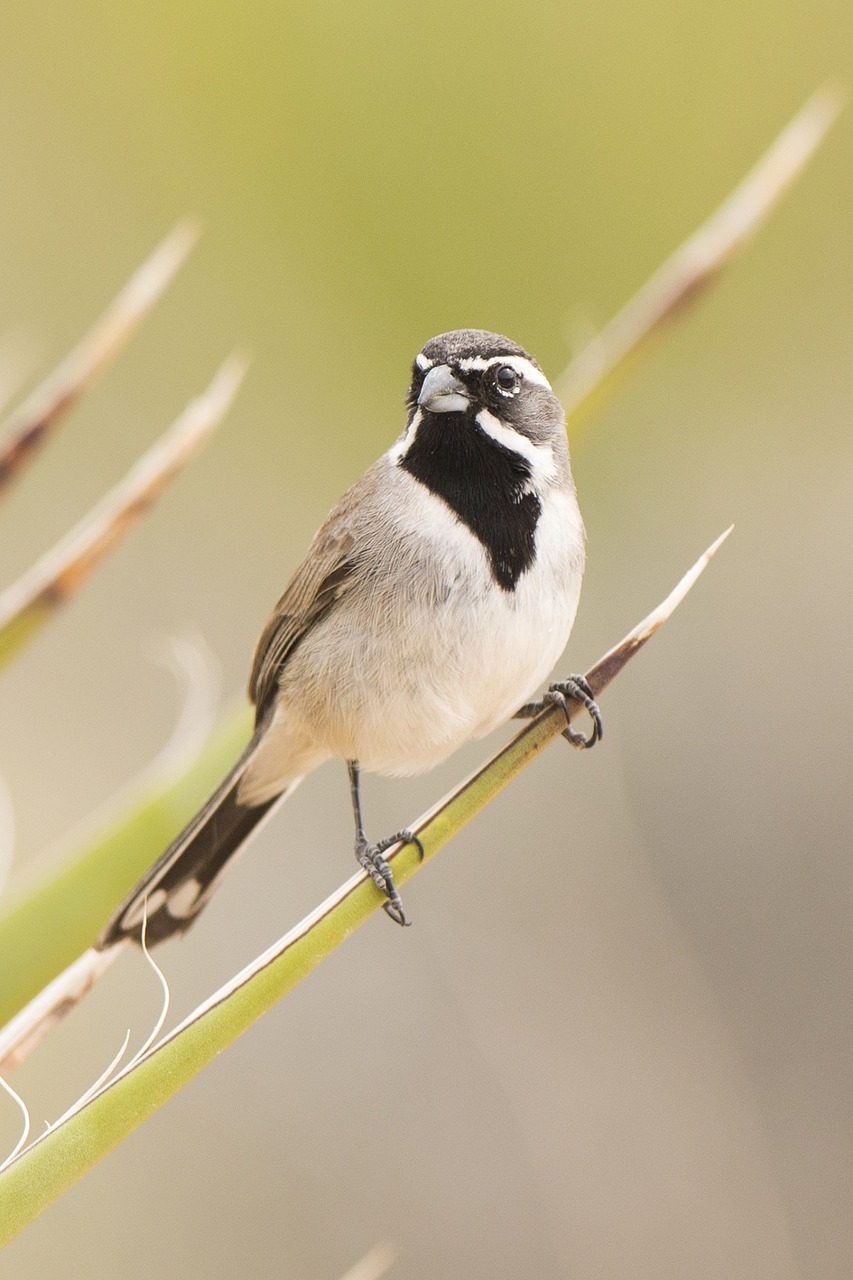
top-left (399, 412), bottom-right (541, 591)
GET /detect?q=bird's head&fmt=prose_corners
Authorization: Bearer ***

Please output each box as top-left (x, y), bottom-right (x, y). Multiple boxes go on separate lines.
top-left (394, 329), bottom-right (568, 484)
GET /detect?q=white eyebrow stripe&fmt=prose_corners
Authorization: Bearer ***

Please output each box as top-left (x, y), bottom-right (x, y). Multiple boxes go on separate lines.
top-left (456, 354), bottom-right (552, 390)
top-left (415, 353), bottom-right (433, 371)
top-left (475, 408), bottom-right (557, 481)
top-left (388, 407), bottom-right (423, 464)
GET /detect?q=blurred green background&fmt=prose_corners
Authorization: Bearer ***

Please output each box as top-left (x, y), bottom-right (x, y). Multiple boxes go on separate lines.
top-left (0, 2), bottom-right (851, 1277)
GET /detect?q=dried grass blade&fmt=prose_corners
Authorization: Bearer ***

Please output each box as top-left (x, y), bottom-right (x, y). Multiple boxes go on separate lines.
top-left (0, 355), bottom-right (247, 668)
top-left (556, 88), bottom-right (842, 424)
top-left (0, 220), bottom-right (199, 493)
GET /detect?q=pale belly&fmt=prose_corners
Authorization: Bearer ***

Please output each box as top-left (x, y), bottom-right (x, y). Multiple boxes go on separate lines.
top-left (274, 484), bottom-right (585, 777)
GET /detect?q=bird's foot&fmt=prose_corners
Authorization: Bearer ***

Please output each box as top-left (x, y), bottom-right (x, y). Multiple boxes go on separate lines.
top-left (517, 674), bottom-right (603, 749)
top-left (355, 829), bottom-right (424, 926)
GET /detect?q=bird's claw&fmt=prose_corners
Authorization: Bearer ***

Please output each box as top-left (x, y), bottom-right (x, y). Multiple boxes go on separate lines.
top-left (356, 829), bottom-right (423, 927)
top-left (383, 900), bottom-right (409, 926)
top-left (544, 675), bottom-right (603, 749)
top-left (377, 828), bottom-right (424, 861)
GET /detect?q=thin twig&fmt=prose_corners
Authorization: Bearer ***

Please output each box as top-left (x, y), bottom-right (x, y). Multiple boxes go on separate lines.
top-left (555, 87), bottom-right (842, 424)
top-left (0, 220), bottom-right (199, 493)
top-left (339, 1243), bottom-right (400, 1280)
top-left (0, 530), bottom-right (729, 1081)
top-left (0, 355), bottom-right (248, 669)
top-left (0, 946), bottom-right (122, 1075)
top-left (123, 529), bottom-right (734, 1061)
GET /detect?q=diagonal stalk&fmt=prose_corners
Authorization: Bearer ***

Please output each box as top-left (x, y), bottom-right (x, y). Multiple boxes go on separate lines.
top-left (0, 90), bottom-right (836, 1064)
top-left (0, 529), bottom-right (728, 1247)
top-left (555, 86), bottom-right (842, 427)
top-left (0, 355), bottom-right (247, 671)
top-left (0, 221), bottom-right (199, 493)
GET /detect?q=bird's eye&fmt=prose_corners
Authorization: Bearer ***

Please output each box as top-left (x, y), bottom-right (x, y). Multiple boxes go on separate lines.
top-left (495, 365), bottom-right (521, 394)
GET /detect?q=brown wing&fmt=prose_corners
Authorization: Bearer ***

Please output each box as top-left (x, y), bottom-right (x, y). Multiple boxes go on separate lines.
top-left (249, 520), bottom-right (359, 722)
top-left (249, 458), bottom-right (393, 720)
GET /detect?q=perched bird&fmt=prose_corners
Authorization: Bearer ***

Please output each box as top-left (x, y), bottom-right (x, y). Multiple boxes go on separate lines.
top-left (100, 328), bottom-right (600, 947)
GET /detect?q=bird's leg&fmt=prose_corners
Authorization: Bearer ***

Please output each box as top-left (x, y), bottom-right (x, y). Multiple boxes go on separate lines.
top-left (515, 674), bottom-right (603, 749)
top-left (347, 760), bottom-right (423, 927)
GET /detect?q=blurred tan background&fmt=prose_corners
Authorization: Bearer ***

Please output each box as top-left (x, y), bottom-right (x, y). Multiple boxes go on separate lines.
top-left (0, 2), bottom-right (851, 1277)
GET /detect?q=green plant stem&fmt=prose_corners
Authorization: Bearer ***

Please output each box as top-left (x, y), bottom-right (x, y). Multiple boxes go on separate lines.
top-left (0, 90), bottom-right (835, 1036)
top-left (0, 706), bottom-right (252, 1028)
top-left (0, 531), bottom-right (726, 1244)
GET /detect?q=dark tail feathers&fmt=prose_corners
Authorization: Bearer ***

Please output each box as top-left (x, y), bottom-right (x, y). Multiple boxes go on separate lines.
top-left (98, 728), bottom-right (284, 950)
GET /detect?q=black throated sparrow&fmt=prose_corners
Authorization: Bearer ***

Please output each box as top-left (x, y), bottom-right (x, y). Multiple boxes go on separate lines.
top-left (100, 329), bottom-right (601, 945)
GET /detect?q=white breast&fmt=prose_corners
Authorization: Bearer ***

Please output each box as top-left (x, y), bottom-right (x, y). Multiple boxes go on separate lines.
top-left (274, 473), bottom-right (586, 778)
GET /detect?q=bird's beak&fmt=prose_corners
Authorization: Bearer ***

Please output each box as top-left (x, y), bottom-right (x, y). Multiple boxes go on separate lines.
top-left (418, 365), bottom-right (470, 414)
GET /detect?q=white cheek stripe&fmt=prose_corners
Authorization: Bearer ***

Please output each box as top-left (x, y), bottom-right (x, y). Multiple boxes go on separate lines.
top-left (388, 407), bottom-right (422, 464)
top-left (456, 354), bottom-right (552, 391)
top-left (475, 408), bottom-right (557, 481)
top-left (389, 404), bottom-right (557, 481)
